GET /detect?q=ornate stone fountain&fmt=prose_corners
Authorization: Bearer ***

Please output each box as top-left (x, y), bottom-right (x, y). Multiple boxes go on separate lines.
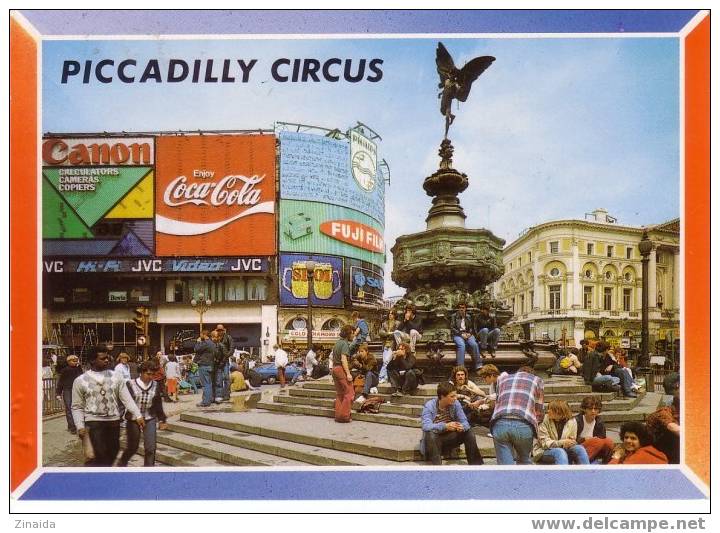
top-left (389, 43), bottom-right (553, 370)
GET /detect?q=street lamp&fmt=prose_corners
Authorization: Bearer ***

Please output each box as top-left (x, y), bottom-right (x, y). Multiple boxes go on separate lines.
top-left (190, 292), bottom-right (212, 334)
top-left (638, 229), bottom-right (653, 365)
top-left (305, 260), bottom-right (316, 353)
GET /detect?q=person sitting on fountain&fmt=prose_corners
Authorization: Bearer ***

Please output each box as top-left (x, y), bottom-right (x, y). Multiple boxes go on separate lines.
top-left (449, 365), bottom-right (492, 426)
top-left (449, 302), bottom-right (482, 372)
top-left (475, 305), bottom-right (501, 358)
top-left (387, 342), bottom-right (421, 397)
top-left (378, 308), bottom-right (400, 384)
top-left (393, 304), bottom-right (423, 355)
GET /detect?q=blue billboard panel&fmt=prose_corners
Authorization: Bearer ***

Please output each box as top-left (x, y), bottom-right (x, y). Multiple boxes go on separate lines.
top-left (279, 253), bottom-right (344, 308)
top-left (279, 131), bottom-right (384, 224)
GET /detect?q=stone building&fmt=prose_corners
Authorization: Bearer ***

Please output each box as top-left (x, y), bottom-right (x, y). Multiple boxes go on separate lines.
top-left (493, 209), bottom-right (680, 348)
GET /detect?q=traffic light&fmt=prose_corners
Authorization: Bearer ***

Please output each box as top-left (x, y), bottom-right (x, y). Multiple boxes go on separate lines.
top-left (133, 306), bottom-right (150, 339)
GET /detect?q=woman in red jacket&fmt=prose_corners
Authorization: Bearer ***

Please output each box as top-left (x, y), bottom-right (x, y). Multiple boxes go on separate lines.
top-left (609, 421), bottom-right (668, 464)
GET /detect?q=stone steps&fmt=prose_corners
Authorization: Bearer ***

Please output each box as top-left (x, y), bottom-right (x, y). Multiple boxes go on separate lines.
top-left (166, 419), bottom-right (399, 466)
top-left (174, 409), bottom-right (496, 462)
top-left (157, 429), bottom-right (309, 467)
top-left (273, 392), bottom-right (642, 417)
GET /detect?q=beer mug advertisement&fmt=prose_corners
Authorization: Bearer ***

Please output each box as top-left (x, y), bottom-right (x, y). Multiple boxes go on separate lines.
top-left (279, 131), bottom-right (384, 224)
top-left (279, 254), bottom-right (344, 307)
top-left (42, 136), bottom-right (155, 256)
top-left (154, 135), bottom-right (276, 256)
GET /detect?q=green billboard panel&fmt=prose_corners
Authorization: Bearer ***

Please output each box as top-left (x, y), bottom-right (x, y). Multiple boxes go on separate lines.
top-left (280, 200), bottom-right (385, 267)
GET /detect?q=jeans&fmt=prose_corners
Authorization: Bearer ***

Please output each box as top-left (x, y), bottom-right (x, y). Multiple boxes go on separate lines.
top-left (62, 389), bottom-right (76, 431)
top-left (539, 445), bottom-right (590, 465)
top-left (362, 371), bottom-right (379, 395)
top-left (611, 367), bottom-right (634, 395)
top-left (85, 420), bottom-right (121, 466)
top-left (187, 372), bottom-right (199, 393)
top-left (492, 417), bottom-right (535, 465)
top-left (593, 374), bottom-right (620, 390)
top-left (198, 365), bottom-right (214, 406)
top-left (220, 361), bottom-right (230, 400)
top-left (349, 335), bottom-right (367, 356)
top-left (423, 430), bottom-right (484, 465)
top-left (393, 330), bottom-right (422, 352)
top-left (477, 328), bottom-right (501, 350)
top-left (453, 334), bottom-right (481, 369)
top-left (379, 347), bottom-right (393, 382)
top-left (119, 418), bottom-right (157, 466)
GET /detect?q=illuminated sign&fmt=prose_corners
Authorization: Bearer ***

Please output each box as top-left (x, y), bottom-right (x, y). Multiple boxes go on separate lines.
top-left (319, 219), bottom-right (384, 253)
top-left (42, 137), bottom-right (154, 166)
top-left (41, 257), bottom-right (269, 273)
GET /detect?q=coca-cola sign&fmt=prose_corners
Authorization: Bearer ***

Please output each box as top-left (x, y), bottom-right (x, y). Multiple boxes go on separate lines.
top-left (155, 135), bottom-right (276, 256)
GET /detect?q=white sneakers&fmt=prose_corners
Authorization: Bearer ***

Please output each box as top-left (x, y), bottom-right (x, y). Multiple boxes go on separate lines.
top-left (355, 395), bottom-right (366, 404)
top-left (369, 387), bottom-right (378, 394)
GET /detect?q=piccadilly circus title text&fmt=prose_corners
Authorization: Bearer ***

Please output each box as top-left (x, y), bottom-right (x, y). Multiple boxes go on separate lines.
top-left (60, 57), bottom-right (384, 84)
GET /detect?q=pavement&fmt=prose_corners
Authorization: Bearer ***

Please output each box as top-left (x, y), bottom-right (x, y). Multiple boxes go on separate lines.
top-left (42, 386), bottom-right (278, 467)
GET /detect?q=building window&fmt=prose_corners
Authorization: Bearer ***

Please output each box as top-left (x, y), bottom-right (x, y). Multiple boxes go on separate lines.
top-left (322, 318), bottom-right (343, 330)
top-left (607, 245), bottom-right (614, 257)
top-left (623, 288), bottom-right (632, 311)
top-left (529, 290), bottom-right (534, 309)
top-left (247, 279), bottom-right (267, 301)
top-left (549, 285), bottom-right (561, 310)
top-left (519, 294), bottom-right (525, 313)
top-left (518, 256), bottom-right (522, 267)
top-left (188, 279), bottom-right (210, 301)
top-left (550, 241), bottom-right (559, 254)
top-left (72, 287), bottom-right (92, 304)
top-left (528, 251), bottom-right (532, 262)
top-left (583, 286), bottom-right (593, 310)
top-left (603, 287), bottom-right (612, 311)
top-left (224, 278), bottom-right (246, 301)
top-left (626, 247), bottom-right (632, 259)
top-left (587, 243), bottom-right (594, 255)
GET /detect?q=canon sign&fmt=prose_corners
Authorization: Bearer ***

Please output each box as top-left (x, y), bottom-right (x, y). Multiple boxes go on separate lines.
top-left (42, 137), bottom-right (154, 166)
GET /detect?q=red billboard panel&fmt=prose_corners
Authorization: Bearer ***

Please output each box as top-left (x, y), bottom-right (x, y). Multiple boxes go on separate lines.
top-left (155, 135), bottom-right (276, 256)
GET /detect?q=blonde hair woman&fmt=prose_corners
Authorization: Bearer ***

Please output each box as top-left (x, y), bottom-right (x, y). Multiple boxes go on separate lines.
top-left (532, 400), bottom-right (590, 465)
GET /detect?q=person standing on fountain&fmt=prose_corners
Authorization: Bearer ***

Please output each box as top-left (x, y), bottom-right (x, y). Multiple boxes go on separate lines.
top-left (450, 302), bottom-right (482, 371)
top-left (348, 311), bottom-right (369, 356)
top-left (331, 325), bottom-right (356, 423)
top-left (394, 304), bottom-right (423, 355)
top-left (475, 305), bottom-right (501, 358)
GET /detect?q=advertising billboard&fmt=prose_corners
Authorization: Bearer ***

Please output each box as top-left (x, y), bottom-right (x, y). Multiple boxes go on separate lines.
top-left (42, 136), bottom-right (155, 256)
top-left (279, 131), bottom-right (384, 224)
top-left (42, 256), bottom-right (269, 274)
top-left (279, 253), bottom-right (344, 308)
top-left (155, 135), bottom-right (276, 256)
top-left (346, 259), bottom-right (384, 306)
top-left (279, 200), bottom-right (385, 267)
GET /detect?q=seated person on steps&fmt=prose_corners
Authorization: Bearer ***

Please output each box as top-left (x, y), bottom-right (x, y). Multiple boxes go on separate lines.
top-left (387, 342), bottom-right (420, 397)
top-left (420, 381), bottom-right (484, 465)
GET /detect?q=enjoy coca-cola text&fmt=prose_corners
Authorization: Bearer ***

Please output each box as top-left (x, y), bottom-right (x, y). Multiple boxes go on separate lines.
top-left (163, 174), bottom-right (265, 207)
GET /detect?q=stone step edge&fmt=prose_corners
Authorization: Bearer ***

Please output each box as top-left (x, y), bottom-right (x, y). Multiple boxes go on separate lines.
top-left (167, 419), bottom-right (397, 466)
top-left (157, 431), bottom-right (310, 467)
top-left (179, 411), bottom-right (416, 462)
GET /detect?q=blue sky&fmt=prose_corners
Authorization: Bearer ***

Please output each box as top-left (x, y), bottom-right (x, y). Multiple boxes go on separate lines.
top-left (43, 37), bottom-right (680, 296)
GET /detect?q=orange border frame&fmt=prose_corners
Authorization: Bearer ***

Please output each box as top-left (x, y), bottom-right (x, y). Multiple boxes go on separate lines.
top-left (9, 12), bottom-right (711, 492)
top-left (683, 15), bottom-right (710, 485)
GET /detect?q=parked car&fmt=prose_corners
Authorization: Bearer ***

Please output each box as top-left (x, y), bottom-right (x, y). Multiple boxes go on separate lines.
top-left (253, 362), bottom-right (303, 385)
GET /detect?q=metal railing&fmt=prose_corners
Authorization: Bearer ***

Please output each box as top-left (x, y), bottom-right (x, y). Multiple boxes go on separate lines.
top-left (42, 378), bottom-right (65, 416)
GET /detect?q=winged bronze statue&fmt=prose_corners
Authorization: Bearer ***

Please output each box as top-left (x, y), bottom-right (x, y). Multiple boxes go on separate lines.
top-left (436, 42), bottom-right (495, 138)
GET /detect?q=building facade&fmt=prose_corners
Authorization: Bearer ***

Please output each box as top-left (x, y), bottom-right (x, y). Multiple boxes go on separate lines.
top-left (493, 209), bottom-right (680, 348)
top-left (41, 126), bottom-right (387, 362)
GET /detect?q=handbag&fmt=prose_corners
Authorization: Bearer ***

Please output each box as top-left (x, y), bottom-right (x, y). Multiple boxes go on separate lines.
top-left (353, 374), bottom-right (365, 393)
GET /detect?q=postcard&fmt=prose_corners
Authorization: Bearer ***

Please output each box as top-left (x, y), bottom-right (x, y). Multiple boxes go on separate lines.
top-left (9, 9), bottom-right (710, 517)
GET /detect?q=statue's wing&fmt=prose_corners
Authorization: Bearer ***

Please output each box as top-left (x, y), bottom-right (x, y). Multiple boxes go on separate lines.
top-left (456, 55), bottom-right (495, 101)
top-left (436, 42), bottom-right (457, 83)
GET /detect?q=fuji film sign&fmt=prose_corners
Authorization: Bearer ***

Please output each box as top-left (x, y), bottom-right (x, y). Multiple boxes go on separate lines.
top-left (319, 219), bottom-right (384, 253)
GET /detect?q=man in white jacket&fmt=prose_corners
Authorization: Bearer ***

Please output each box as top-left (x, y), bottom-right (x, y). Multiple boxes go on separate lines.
top-left (72, 345), bottom-right (144, 466)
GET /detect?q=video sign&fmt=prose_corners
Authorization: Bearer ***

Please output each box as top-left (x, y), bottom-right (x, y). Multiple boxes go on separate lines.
top-left (279, 254), bottom-right (344, 308)
top-left (155, 135), bottom-right (276, 256)
top-left (279, 131), bottom-right (384, 225)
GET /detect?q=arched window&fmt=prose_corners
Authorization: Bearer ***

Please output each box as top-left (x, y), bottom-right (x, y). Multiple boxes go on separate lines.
top-left (322, 318), bottom-right (343, 330)
top-left (286, 317), bottom-right (307, 331)
top-left (604, 330), bottom-right (616, 338)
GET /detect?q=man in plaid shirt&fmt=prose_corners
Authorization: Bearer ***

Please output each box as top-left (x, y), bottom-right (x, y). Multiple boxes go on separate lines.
top-left (482, 365), bottom-right (544, 465)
